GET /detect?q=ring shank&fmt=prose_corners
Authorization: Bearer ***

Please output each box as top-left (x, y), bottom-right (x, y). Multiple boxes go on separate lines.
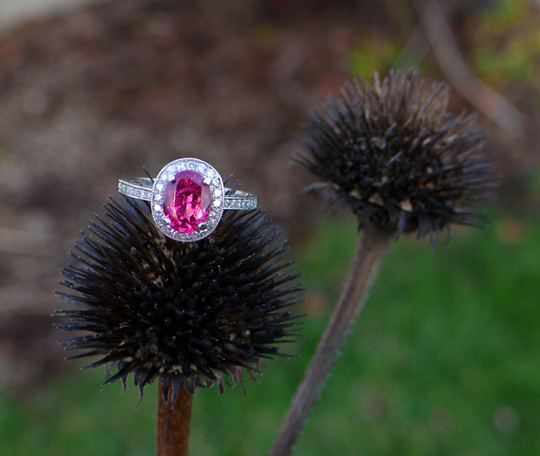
top-left (118, 178), bottom-right (258, 210)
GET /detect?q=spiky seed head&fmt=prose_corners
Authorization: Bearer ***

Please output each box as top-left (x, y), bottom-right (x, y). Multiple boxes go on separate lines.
top-left (296, 70), bottom-right (498, 240)
top-left (55, 196), bottom-right (302, 402)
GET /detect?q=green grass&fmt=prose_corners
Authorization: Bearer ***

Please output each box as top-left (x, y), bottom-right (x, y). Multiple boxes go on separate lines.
top-left (2, 213), bottom-right (540, 455)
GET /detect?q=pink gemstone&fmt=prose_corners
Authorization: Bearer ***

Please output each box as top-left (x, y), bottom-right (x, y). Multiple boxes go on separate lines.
top-left (163, 170), bottom-right (212, 234)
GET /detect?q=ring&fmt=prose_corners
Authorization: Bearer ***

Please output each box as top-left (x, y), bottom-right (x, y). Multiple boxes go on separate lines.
top-left (118, 158), bottom-right (258, 242)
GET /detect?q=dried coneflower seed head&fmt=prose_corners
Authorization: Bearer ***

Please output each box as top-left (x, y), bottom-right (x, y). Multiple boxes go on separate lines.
top-left (296, 70), bottom-right (498, 240)
top-left (55, 196), bottom-right (301, 401)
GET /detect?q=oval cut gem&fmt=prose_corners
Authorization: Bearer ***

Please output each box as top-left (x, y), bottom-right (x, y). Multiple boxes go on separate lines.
top-left (163, 170), bottom-right (212, 234)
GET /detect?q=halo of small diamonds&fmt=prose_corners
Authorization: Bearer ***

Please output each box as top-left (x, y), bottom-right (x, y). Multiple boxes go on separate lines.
top-left (151, 158), bottom-right (224, 241)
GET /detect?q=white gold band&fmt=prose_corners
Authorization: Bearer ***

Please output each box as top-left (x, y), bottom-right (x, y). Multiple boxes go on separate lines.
top-left (118, 178), bottom-right (258, 211)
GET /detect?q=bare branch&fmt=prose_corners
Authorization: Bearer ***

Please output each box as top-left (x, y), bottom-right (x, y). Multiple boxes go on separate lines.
top-left (413, 0), bottom-right (527, 137)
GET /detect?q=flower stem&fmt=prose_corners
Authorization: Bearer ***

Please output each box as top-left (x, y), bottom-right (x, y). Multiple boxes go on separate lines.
top-left (157, 382), bottom-right (194, 456)
top-left (270, 223), bottom-right (391, 456)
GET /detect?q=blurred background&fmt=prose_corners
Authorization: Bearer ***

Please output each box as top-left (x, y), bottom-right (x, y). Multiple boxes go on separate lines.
top-left (0, 0), bottom-right (539, 454)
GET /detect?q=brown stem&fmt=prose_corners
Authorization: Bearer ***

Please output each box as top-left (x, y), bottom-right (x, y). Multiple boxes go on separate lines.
top-left (270, 223), bottom-right (391, 456)
top-left (157, 382), bottom-right (194, 456)
top-left (413, 0), bottom-right (526, 137)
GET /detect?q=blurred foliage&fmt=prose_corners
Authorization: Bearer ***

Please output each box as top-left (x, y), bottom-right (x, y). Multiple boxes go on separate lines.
top-left (349, 40), bottom-right (403, 78)
top-left (527, 165), bottom-right (540, 198)
top-left (2, 207), bottom-right (540, 455)
top-left (471, 0), bottom-right (540, 86)
top-left (347, 0), bottom-right (540, 100)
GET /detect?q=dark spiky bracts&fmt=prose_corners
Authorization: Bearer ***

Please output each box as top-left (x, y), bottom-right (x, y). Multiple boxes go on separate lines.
top-left (296, 70), bottom-right (498, 241)
top-left (55, 196), bottom-right (302, 402)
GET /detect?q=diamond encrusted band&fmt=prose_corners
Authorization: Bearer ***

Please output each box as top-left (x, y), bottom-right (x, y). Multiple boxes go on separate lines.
top-left (118, 179), bottom-right (258, 210)
top-left (118, 158), bottom-right (258, 242)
